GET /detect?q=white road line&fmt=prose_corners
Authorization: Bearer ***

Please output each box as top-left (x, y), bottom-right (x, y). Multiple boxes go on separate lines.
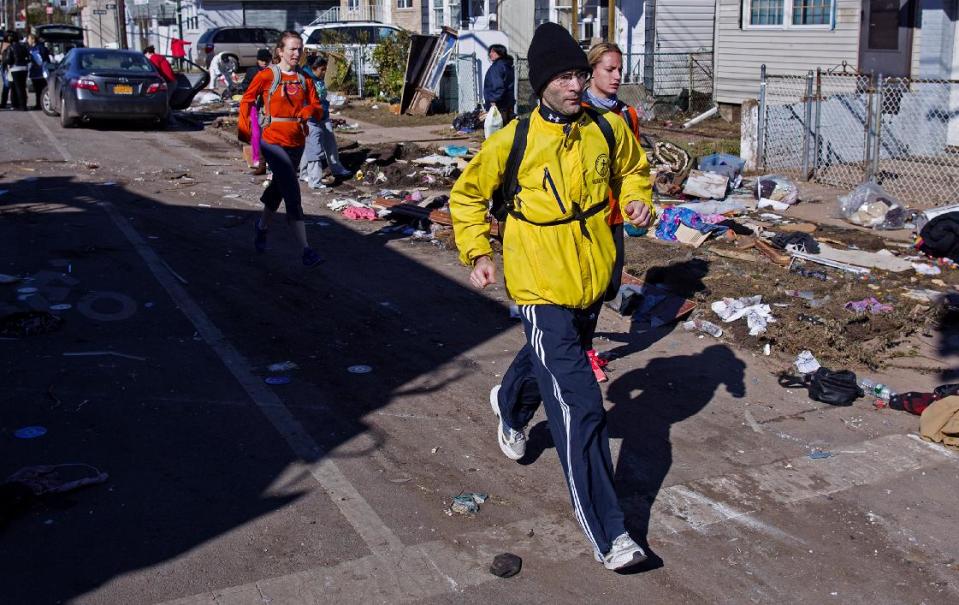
top-left (29, 110), bottom-right (404, 557)
top-left (29, 110), bottom-right (73, 161)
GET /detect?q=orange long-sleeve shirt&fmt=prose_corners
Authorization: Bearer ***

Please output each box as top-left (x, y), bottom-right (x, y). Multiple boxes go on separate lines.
top-left (239, 68), bottom-right (324, 148)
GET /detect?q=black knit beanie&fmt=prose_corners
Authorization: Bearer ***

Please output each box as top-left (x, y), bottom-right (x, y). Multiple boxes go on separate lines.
top-left (527, 22), bottom-right (589, 95)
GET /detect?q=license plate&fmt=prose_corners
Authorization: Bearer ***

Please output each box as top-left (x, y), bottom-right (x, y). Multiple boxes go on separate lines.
top-left (113, 84), bottom-right (133, 95)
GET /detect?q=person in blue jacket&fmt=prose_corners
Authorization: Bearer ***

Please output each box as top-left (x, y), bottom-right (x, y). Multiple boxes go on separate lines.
top-left (483, 44), bottom-right (514, 124)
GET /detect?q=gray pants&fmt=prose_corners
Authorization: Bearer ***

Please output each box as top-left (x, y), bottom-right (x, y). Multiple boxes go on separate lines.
top-left (299, 118), bottom-right (349, 188)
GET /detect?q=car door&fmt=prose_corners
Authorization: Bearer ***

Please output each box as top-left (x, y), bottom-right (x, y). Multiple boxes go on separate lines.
top-left (168, 57), bottom-right (212, 110)
top-left (50, 51), bottom-right (72, 99)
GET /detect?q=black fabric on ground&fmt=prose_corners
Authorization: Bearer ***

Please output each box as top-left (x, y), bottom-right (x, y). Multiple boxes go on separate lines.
top-left (771, 232), bottom-right (820, 254)
top-left (918, 212), bottom-right (959, 262)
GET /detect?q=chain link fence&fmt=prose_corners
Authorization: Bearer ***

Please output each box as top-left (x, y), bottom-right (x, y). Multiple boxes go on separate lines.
top-left (759, 68), bottom-right (959, 207)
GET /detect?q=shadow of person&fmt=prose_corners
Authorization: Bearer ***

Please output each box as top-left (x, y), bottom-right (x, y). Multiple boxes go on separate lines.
top-left (605, 344), bottom-right (746, 569)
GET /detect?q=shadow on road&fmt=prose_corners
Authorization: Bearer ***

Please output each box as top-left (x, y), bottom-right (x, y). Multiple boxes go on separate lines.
top-left (605, 344), bottom-right (746, 569)
top-left (0, 172), bottom-right (515, 603)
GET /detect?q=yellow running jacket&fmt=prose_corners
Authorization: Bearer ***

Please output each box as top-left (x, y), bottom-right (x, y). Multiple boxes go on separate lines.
top-left (450, 108), bottom-right (653, 309)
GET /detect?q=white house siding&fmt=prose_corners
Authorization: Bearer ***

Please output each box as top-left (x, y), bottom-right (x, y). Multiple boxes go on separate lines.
top-left (713, 0), bottom-right (861, 105)
top-left (654, 0), bottom-right (716, 52)
top-left (498, 0), bottom-right (534, 57)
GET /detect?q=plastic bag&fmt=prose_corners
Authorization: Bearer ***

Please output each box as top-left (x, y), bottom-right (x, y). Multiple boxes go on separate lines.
top-left (838, 182), bottom-right (906, 230)
top-left (484, 105), bottom-right (503, 139)
top-left (754, 174), bottom-right (799, 208)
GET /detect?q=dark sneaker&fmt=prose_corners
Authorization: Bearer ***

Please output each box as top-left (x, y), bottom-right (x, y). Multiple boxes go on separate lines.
top-left (253, 220), bottom-right (267, 253)
top-left (302, 247), bottom-right (324, 267)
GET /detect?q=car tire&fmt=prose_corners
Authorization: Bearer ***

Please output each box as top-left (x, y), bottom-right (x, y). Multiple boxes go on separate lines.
top-left (59, 97), bottom-right (76, 128)
top-left (41, 89), bottom-right (58, 116)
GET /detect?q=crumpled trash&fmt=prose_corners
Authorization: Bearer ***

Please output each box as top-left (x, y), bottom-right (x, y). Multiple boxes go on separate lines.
top-left (771, 232), bottom-right (820, 254)
top-left (268, 361), bottom-right (299, 372)
top-left (755, 175), bottom-right (799, 209)
top-left (699, 153), bottom-right (745, 190)
top-left (795, 350), bottom-right (821, 374)
top-left (328, 198), bottom-right (358, 212)
top-left (844, 297), bottom-right (893, 314)
top-left (452, 107), bottom-right (482, 132)
top-left (449, 492), bottom-right (488, 515)
top-left (711, 296), bottom-right (776, 336)
top-left (912, 262), bottom-right (942, 276)
top-left (343, 206), bottom-right (378, 221)
top-left (838, 182), bottom-right (906, 229)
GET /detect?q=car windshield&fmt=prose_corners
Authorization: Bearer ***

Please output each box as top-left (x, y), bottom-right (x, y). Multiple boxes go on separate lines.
top-left (78, 52), bottom-right (154, 72)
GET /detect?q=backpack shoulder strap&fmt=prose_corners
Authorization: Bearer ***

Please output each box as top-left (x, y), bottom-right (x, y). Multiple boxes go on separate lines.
top-left (500, 116), bottom-right (530, 204)
top-left (582, 106), bottom-right (615, 159)
top-left (262, 64), bottom-right (281, 115)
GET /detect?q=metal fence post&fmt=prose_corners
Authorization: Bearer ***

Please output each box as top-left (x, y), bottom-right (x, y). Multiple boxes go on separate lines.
top-left (688, 53), bottom-right (694, 112)
top-left (801, 70), bottom-right (814, 180)
top-left (872, 74), bottom-right (884, 181)
top-left (758, 64), bottom-right (766, 171)
top-left (357, 48), bottom-right (365, 98)
top-left (863, 74), bottom-right (875, 181)
top-left (813, 68), bottom-right (822, 181)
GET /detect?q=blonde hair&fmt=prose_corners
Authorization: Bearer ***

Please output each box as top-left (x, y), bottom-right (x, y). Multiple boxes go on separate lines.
top-left (587, 42), bottom-right (622, 68)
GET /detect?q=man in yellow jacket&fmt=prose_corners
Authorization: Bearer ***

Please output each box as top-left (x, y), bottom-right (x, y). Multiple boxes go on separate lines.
top-left (450, 22), bottom-right (655, 572)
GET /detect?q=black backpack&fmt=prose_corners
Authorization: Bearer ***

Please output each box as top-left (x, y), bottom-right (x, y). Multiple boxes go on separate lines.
top-left (780, 367), bottom-right (864, 406)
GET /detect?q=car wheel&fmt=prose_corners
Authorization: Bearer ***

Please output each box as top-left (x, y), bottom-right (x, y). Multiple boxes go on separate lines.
top-left (41, 88), bottom-right (58, 116)
top-left (59, 97), bottom-right (76, 128)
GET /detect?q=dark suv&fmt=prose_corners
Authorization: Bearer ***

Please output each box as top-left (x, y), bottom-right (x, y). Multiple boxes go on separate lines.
top-left (196, 27), bottom-right (281, 71)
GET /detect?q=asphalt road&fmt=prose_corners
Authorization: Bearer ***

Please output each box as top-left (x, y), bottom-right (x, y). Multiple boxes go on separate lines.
top-left (1, 110), bottom-right (958, 605)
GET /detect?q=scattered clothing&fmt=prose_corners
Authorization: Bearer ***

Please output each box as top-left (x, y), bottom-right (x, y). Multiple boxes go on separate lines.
top-left (917, 213), bottom-right (959, 263)
top-left (844, 297), bottom-right (893, 314)
top-left (343, 206), bottom-right (377, 221)
top-left (920, 396), bottom-right (959, 448)
top-left (890, 384), bottom-right (959, 415)
top-left (655, 207), bottom-right (728, 241)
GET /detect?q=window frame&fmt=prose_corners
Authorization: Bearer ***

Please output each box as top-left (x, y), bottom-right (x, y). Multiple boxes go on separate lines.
top-left (741, 0), bottom-right (835, 30)
top-left (397, 0), bottom-right (413, 8)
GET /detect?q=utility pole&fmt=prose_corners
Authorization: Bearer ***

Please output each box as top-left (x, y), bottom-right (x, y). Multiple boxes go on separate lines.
top-left (176, 0), bottom-right (183, 42)
top-left (608, 0), bottom-right (615, 43)
top-left (571, 0), bottom-right (578, 43)
top-left (117, 0), bottom-right (127, 48)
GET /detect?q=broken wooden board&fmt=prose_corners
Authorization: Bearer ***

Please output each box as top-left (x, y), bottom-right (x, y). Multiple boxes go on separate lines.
top-left (779, 222), bottom-right (818, 234)
top-left (754, 239), bottom-right (792, 266)
top-left (682, 169), bottom-right (729, 200)
top-left (710, 247), bottom-right (760, 263)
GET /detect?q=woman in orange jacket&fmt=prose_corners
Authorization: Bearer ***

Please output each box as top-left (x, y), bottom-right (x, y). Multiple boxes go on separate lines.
top-left (583, 42), bottom-right (644, 382)
top-left (239, 31), bottom-right (326, 267)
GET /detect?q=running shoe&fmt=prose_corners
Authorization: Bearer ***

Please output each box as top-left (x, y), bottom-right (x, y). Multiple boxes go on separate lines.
top-left (602, 533), bottom-right (647, 571)
top-left (489, 385), bottom-right (525, 460)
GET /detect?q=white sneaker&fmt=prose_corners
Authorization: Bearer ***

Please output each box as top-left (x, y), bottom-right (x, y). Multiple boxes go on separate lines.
top-left (489, 385), bottom-right (525, 461)
top-left (602, 533), bottom-right (647, 571)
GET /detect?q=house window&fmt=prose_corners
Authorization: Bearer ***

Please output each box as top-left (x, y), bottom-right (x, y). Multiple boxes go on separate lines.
top-left (750, 0), bottom-right (784, 25)
top-left (348, 0), bottom-right (360, 10)
top-left (745, 0), bottom-right (833, 27)
top-left (398, 0), bottom-right (413, 8)
top-left (792, 0), bottom-right (831, 24)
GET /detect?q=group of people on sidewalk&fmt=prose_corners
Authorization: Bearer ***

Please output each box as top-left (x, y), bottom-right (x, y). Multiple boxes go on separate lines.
top-left (1, 31), bottom-right (50, 111)
top-left (238, 24), bottom-right (655, 570)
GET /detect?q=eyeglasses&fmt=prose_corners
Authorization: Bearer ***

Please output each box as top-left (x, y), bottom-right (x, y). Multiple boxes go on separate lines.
top-left (554, 71), bottom-right (590, 85)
